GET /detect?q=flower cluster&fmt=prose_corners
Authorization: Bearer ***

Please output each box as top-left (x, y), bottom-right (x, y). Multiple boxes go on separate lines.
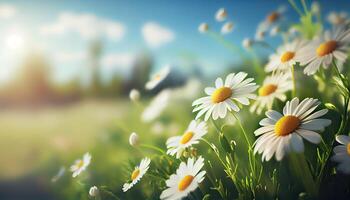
top-left (57, 3), bottom-right (350, 200)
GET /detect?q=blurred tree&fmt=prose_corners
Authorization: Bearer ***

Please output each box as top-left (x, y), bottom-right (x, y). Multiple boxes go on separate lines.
top-left (87, 39), bottom-right (104, 97)
top-left (127, 51), bottom-right (153, 93)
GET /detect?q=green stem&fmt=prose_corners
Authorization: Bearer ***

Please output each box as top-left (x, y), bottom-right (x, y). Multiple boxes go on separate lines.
top-left (232, 113), bottom-right (252, 147)
top-left (289, 153), bottom-right (317, 197)
top-left (301, 0), bottom-right (308, 14)
top-left (291, 64), bottom-right (297, 97)
top-left (288, 0), bottom-right (304, 16)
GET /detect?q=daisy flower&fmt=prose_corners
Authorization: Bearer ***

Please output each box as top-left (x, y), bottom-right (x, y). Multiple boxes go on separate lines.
top-left (254, 97), bottom-right (331, 161)
top-left (166, 120), bottom-right (207, 158)
top-left (160, 157), bottom-right (206, 200)
top-left (198, 23), bottom-right (209, 33)
top-left (215, 8), bottom-right (227, 22)
top-left (221, 22), bottom-right (234, 34)
top-left (265, 39), bottom-right (307, 72)
top-left (242, 38), bottom-right (254, 50)
top-left (145, 65), bottom-right (170, 90)
top-left (327, 12), bottom-right (349, 27)
top-left (250, 72), bottom-right (292, 114)
top-left (70, 152), bottom-right (91, 178)
top-left (255, 6), bottom-right (286, 40)
top-left (141, 89), bottom-right (171, 122)
top-left (295, 28), bottom-right (350, 75)
top-left (192, 72), bottom-right (258, 121)
top-left (122, 157), bottom-right (151, 192)
top-left (332, 135), bottom-right (350, 174)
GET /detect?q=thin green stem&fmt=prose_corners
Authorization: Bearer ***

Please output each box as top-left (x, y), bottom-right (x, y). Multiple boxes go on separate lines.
top-left (291, 64), bottom-right (297, 97)
top-left (288, 0), bottom-right (304, 16)
top-left (208, 31), bottom-right (246, 59)
top-left (301, 0), bottom-right (308, 14)
top-left (211, 118), bottom-right (221, 133)
top-left (232, 113), bottom-right (252, 147)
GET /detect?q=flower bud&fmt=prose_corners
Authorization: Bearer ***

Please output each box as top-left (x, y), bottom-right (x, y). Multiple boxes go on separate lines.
top-left (242, 38), bottom-right (253, 49)
top-left (216, 8), bottom-right (227, 22)
top-left (198, 23), bottom-right (209, 33)
top-left (129, 132), bottom-right (139, 147)
top-left (129, 89), bottom-right (140, 102)
top-left (89, 186), bottom-right (99, 197)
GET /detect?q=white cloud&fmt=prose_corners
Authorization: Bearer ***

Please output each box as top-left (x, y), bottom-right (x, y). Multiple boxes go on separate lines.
top-left (53, 51), bottom-right (86, 63)
top-left (39, 12), bottom-right (125, 42)
top-left (101, 53), bottom-right (134, 69)
top-left (142, 22), bottom-right (175, 48)
top-left (0, 4), bottom-right (16, 19)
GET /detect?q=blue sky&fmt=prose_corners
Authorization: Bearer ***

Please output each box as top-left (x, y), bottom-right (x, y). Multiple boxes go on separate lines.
top-left (0, 0), bottom-right (349, 84)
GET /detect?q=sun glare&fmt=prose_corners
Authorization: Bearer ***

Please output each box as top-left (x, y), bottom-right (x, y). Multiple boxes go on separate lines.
top-left (5, 33), bottom-right (25, 50)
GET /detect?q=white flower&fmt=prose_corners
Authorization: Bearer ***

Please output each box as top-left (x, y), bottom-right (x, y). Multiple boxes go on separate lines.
top-left (145, 65), bottom-right (170, 90)
top-left (160, 157), bottom-right (206, 200)
top-left (193, 72), bottom-right (258, 121)
top-left (254, 97), bottom-right (331, 161)
top-left (142, 89), bottom-right (171, 122)
top-left (215, 8), bottom-right (227, 22)
top-left (332, 135), bottom-right (350, 174)
top-left (295, 28), bottom-right (350, 75)
top-left (129, 132), bottom-right (139, 146)
top-left (166, 120), bottom-right (207, 158)
top-left (122, 157), bottom-right (151, 192)
top-left (129, 89), bottom-right (140, 102)
top-left (327, 12), bottom-right (348, 26)
top-left (270, 25), bottom-right (280, 36)
top-left (311, 2), bottom-right (320, 15)
top-left (255, 30), bottom-right (266, 41)
top-left (255, 6), bottom-right (286, 40)
top-left (242, 38), bottom-right (254, 49)
top-left (221, 22), bottom-right (234, 34)
top-left (266, 39), bottom-right (307, 72)
top-left (70, 152), bottom-right (91, 178)
top-left (89, 186), bottom-right (99, 197)
top-left (198, 23), bottom-right (209, 33)
top-left (250, 72), bottom-right (292, 114)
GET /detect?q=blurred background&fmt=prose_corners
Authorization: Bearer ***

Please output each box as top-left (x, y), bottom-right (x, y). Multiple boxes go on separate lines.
top-left (0, 0), bottom-right (349, 199)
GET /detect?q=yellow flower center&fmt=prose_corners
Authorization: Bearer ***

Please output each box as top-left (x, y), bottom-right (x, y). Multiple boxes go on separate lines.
top-left (267, 12), bottom-right (279, 23)
top-left (131, 169), bottom-right (140, 180)
top-left (316, 40), bottom-right (337, 57)
top-left (258, 84), bottom-right (278, 96)
top-left (77, 160), bottom-right (84, 168)
top-left (211, 87), bottom-right (232, 103)
top-left (347, 143), bottom-right (350, 155)
top-left (275, 116), bottom-right (301, 136)
top-left (178, 175), bottom-right (194, 191)
top-left (154, 74), bottom-right (161, 80)
top-left (280, 51), bottom-right (295, 63)
top-left (180, 131), bottom-right (194, 144)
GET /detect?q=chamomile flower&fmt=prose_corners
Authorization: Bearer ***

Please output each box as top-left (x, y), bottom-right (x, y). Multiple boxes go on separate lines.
top-left (265, 39), bottom-right (307, 72)
top-left (142, 89), bottom-right (171, 122)
top-left (221, 22), bottom-right (234, 34)
top-left (242, 38), bottom-right (254, 50)
top-left (254, 97), bottom-right (331, 161)
top-left (145, 65), bottom-right (170, 90)
top-left (70, 152), bottom-right (91, 178)
top-left (160, 157), bottom-right (206, 200)
top-left (122, 157), bottom-right (151, 192)
top-left (332, 135), bottom-right (350, 174)
top-left (166, 120), bottom-right (207, 158)
top-left (198, 23), bottom-right (209, 33)
top-left (215, 8), bottom-right (227, 22)
top-left (256, 6), bottom-right (286, 40)
top-left (296, 28), bottom-right (350, 75)
top-left (192, 72), bottom-right (258, 121)
top-left (250, 72), bottom-right (292, 114)
top-left (327, 12), bottom-right (349, 27)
